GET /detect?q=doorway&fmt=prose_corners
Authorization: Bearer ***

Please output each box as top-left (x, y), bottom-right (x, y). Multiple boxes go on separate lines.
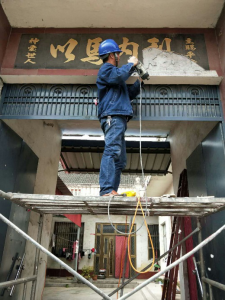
top-left (94, 223), bottom-right (136, 278)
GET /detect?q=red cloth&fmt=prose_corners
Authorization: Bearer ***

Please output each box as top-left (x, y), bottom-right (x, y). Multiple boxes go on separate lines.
top-left (64, 214), bottom-right (81, 227)
top-left (115, 236), bottom-right (130, 279)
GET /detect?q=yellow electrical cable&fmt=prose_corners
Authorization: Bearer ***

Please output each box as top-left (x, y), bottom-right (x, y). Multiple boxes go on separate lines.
top-left (128, 197), bottom-right (155, 273)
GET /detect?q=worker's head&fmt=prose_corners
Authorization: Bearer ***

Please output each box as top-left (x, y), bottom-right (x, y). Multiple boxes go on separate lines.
top-left (98, 39), bottom-right (122, 66)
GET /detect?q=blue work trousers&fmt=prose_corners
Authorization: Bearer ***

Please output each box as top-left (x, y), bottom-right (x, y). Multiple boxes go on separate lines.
top-left (99, 116), bottom-right (127, 196)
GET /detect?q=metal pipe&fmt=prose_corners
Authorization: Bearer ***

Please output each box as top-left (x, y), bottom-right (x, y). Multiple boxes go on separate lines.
top-left (0, 189), bottom-right (12, 199)
top-left (108, 226), bottom-right (200, 297)
top-left (209, 284), bottom-right (213, 300)
top-left (197, 219), bottom-right (207, 300)
top-left (22, 283), bottom-right (27, 300)
top-left (193, 256), bottom-right (203, 297)
top-left (74, 226), bottom-right (80, 282)
top-left (30, 214), bottom-right (44, 300)
top-left (202, 277), bottom-right (225, 292)
top-left (0, 213), bottom-right (112, 300)
top-left (0, 276), bottom-right (37, 289)
top-left (117, 223), bottom-right (225, 300)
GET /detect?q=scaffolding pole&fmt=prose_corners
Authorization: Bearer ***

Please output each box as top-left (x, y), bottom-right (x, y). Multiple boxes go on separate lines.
top-left (30, 214), bottom-right (43, 300)
top-left (0, 276), bottom-right (37, 289)
top-left (202, 277), bottom-right (225, 292)
top-left (117, 223), bottom-right (225, 300)
top-left (1, 213), bottom-right (225, 300)
top-left (197, 219), bottom-right (207, 300)
top-left (0, 213), bottom-right (111, 300)
top-left (108, 226), bottom-right (200, 297)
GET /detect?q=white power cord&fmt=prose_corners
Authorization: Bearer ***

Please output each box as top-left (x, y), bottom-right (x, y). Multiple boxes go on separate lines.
top-left (107, 78), bottom-right (149, 235)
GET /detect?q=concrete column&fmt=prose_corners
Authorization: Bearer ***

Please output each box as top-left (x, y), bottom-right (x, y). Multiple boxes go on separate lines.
top-left (168, 120), bottom-right (218, 299)
top-left (4, 119), bottom-right (61, 300)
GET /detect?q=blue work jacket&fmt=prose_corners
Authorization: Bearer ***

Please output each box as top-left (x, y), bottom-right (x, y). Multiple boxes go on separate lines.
top-left (96, 62), bottom-right (141, 120)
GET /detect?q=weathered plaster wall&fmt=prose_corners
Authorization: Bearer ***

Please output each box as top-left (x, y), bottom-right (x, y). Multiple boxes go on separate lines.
top-left (143, 47), bottom-right (221, 85)
top-left (3, 119), bottom-right (61, 300)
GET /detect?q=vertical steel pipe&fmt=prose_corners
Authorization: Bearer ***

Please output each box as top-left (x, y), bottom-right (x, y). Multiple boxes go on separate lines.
top-left (209, 284), bottom-right (213, 300)
top-left (22, 283), bottom-right (27, 300)
top-left (30, 214), bottom-right (44, 300)
top-left (74, 226), bottom-right (80, 282)
top-left (197, 219), bottom-right (207, 300)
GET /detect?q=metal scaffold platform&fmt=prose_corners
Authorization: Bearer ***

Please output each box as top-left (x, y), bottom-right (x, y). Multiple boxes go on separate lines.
top-left (1, 189), bottom-right (225, 300)
top-left (2, 191), bottom-right (225, 217)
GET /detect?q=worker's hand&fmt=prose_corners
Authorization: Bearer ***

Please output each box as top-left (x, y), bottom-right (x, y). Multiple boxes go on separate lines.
top-left (128, 56), bottom-right (138, 66)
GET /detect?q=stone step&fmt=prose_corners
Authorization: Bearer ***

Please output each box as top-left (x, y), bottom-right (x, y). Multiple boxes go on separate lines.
top-left (45, 282), bottom-right (139, 289)
top-left (46, 278), bottom-right (131, 284)
top-left (45, 279), bottom-right (138, 289)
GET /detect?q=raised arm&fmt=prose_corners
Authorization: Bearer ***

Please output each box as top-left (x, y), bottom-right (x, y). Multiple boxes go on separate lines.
top-left (98, 63), bottom-right (135, 85)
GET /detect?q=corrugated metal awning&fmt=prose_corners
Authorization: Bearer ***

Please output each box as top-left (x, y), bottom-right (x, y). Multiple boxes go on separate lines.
top-left (60, 140), bottom-right (170, 175)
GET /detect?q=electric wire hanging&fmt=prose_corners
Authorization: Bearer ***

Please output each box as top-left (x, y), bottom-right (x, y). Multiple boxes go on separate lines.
top-left (107, 78), bottom-right (148, 235)
top-left (108, 77), bottom-right (156, 273)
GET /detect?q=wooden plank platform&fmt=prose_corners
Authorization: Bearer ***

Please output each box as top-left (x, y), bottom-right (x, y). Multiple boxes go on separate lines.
top-left (1, 190), bottom-right (225, 217)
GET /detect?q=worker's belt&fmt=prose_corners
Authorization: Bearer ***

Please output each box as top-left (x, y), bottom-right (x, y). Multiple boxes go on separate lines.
top-left (104, 115), bottom-right (131, 122)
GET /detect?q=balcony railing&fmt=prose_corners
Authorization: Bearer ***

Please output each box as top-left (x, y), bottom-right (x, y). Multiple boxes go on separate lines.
top-left (0, 84), bottom-right (223, 121)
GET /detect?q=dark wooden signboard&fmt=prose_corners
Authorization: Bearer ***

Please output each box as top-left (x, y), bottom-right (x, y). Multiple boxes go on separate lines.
top-left (14, 33), bottom-right (209, 70)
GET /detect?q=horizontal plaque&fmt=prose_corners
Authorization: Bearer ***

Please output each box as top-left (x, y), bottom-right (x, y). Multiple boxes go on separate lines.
top-left (14, 33), bottom-right (209, 70)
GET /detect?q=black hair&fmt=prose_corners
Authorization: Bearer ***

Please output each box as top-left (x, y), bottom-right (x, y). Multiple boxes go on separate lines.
top-left (100, 54), bottom-right (110, 63)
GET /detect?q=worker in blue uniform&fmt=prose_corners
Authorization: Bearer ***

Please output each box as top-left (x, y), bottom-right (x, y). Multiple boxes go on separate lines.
top-left (96, 39), bottom-right (143, 196)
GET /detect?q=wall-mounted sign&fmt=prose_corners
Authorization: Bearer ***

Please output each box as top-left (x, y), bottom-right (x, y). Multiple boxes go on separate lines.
top-left (14, 33), bottom-right (209, 70)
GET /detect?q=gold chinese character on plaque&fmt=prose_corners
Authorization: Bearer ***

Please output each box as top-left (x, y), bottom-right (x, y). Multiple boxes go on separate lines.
top-left (50, 38), bottom-right (78, 63)
top-left (24, 53), bottom-right (36, 64)
top-left (185, 44), bottom-right (196, 51)
top-left (145, 37), bottom-right (172, 52)
top-left (81, 38), bottom-right (103, 65)
top-left (29, 38), bottom-right (40, 45)
top-left (185, 37), bottom-right (197, 63)
top-left (24, 37), bottom-right (39, 64)
top-left (186, 51), bottom-right (195, 59)
top-left (119, 37), bottom-right (139, 58)
top-left (28, 45), bottom-right (37, 52)
top-left (185, 38), bottom-right (194, 45)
